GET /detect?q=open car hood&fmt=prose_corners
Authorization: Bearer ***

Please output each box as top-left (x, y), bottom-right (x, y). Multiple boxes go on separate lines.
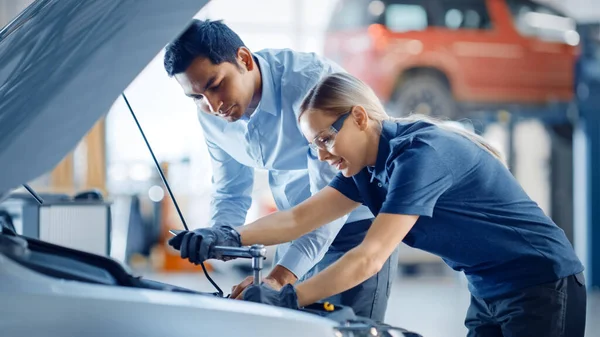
top-left (0, 0), bottom-right (206, 198)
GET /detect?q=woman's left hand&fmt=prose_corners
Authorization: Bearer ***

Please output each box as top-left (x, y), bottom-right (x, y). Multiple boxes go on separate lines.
top-left (242, 283), bottom-right (299, 310)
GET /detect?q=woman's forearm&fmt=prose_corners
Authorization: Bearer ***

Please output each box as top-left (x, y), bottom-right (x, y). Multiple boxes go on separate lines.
top-left (237, 210), bottom-right (303, 246)
top-left (294, 247), bottom-right (383, 307)
top-left (236, 187), bottom-right (361, 247)
top-left (293, 213), bottom-right (418, 307)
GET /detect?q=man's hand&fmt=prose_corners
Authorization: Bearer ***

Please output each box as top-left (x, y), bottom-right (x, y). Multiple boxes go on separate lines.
top-left (231, 277), bottom-right (283, 299)
top-left (231, 264), bottom-right (298, 299)
top-left (168, 226), bottom-right (241, 264)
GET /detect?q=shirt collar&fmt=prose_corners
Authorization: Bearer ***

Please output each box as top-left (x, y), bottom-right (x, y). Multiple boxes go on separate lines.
top-left (251, 53), bottom-right (279, 116)
top-left (368, 120), bottom-right (397, 183)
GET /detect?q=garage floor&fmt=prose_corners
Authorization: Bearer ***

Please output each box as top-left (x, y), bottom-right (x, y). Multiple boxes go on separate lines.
top-left (147, 269), bottom-right (599, 337)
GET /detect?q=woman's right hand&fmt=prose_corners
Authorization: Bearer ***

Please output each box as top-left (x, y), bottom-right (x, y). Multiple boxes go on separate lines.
top-left (242, 283), bottom-right (299, 309)
top-left (168, 225), bottom-right (241, 264)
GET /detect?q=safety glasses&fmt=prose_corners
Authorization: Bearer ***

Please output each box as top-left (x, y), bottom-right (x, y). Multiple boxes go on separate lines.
top-left (309, 111), bottom-right (351, 152)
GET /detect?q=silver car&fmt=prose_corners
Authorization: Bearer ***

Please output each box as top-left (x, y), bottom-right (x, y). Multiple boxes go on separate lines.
top-left (0, 1), bottom-right (421, 336)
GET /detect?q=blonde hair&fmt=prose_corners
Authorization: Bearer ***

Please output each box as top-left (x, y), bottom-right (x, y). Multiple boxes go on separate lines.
top-left (299, 72), bottom-right (505, 164)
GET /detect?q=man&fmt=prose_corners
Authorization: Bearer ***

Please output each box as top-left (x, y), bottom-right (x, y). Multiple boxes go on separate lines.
top-left (163, 19), bottom-right (398, 321)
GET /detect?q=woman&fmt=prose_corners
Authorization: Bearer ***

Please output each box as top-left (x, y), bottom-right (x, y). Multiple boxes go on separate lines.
top-left (169, 72), bottom-right (586, 336)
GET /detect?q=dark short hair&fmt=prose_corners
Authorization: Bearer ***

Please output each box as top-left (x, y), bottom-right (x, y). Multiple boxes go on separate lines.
top-left (164, 19), bottom-right (246, 77)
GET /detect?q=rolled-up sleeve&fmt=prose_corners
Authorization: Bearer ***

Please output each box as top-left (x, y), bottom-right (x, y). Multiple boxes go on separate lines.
top-left (204, 137), bottom-right (255, 228)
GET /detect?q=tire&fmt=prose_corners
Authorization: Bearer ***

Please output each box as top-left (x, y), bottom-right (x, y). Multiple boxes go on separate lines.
top-left (389, 74), bottom-right (459, 119)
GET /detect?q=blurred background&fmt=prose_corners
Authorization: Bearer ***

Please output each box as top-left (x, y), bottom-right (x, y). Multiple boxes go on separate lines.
top-left (1, 0), bottom-right (599, 336)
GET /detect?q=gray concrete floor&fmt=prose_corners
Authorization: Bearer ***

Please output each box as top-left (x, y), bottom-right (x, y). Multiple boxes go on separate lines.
top-left (146, 267), bottom-right (599, 337)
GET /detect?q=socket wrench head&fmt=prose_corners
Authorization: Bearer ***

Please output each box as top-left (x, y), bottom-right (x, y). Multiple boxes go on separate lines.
top-left (249, 244), bottom-right (267, 259)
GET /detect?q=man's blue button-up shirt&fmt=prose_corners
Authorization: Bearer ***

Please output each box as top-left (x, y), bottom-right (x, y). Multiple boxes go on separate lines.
top-left (197, 48), bottom-right (374, 278)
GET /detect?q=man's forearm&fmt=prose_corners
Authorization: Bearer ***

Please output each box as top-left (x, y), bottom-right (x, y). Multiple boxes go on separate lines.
top-left (202, 133), bottom-right (255, 229)
top-left (209, 195), bottom-right (252, 228)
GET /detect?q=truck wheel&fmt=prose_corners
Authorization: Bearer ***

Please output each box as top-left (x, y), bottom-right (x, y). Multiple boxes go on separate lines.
top-left (390, 74), bottom-right (458, 119)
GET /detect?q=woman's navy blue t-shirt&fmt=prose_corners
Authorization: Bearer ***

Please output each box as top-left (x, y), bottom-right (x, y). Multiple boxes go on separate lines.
top-left (329, 120), bottom-right (583, 299)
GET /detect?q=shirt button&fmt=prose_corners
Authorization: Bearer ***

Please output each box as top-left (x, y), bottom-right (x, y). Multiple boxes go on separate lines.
top-left (378, 183), bottom-right (383, 188)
